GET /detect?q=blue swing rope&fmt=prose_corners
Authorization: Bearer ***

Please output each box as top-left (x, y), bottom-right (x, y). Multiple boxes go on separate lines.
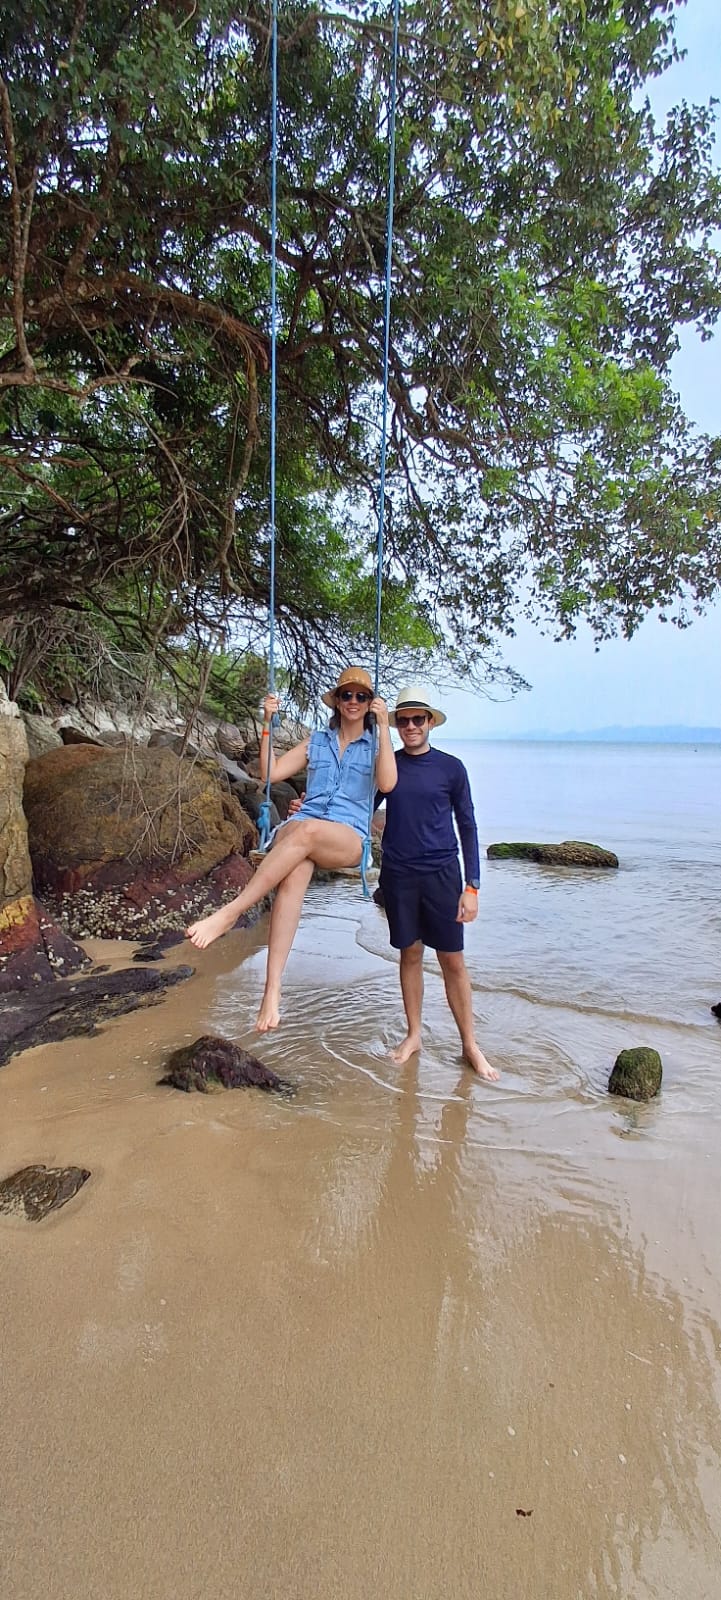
top-left (257, 0), bottom-right (280, 853)
top-left (359, 0), bottom-right (401, 897)
top-left (258, 0), bottom-right (401, 882)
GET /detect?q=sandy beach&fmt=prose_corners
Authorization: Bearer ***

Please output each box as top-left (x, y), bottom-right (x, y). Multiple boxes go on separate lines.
top-left (2, 884), bottom-right (721, 1600)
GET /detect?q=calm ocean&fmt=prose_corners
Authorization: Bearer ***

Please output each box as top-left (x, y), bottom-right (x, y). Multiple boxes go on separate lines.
top-left (449, 737), bottom-right (721, 1031)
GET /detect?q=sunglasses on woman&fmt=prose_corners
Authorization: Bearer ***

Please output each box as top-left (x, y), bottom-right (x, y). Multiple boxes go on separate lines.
top-left (396, 713), bottom-right (429, 728)
top-left (338, 688), bottom-right (372, 703)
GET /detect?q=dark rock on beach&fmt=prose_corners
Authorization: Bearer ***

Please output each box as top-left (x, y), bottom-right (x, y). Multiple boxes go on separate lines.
top-left (132, 929), bottom-right (187, 962)
top-left (0, 964), bottom-right (194, 1070)
top-left (0, 1164), bottom-right (90, 1221)
top-left (712, 1003), bottom-right (721, 1024)
top-left (159, 1035), bottom-right (294, 1096)
top-left (487, 840), bottom-right (619, 869)
top-left (608, 1047), bottom-right (662, 1101)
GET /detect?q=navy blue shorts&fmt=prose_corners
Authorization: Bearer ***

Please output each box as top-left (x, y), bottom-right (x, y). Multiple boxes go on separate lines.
top-left (379, 860), bottom-right (464, 952)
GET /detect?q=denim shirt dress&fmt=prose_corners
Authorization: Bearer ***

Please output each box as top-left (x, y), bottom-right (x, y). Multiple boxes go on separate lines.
top-left (295, 727), bottom-right (374, 838)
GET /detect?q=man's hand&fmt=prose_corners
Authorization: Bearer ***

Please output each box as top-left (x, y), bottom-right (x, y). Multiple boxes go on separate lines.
top-left (287, 791), bottom-right (306, 817)
top-left (456, 890), bottom-right (479, 924)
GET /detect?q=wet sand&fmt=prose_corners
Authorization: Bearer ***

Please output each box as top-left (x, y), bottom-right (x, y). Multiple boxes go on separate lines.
top-left (2, 889), bottom-right (721, 1599)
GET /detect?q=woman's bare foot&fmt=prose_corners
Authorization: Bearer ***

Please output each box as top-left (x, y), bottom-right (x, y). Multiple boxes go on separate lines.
top-left (255, 988), bottom-right (281, 1032)
top-left (185, 901), bottom-right (241, 950)
top-left (463, 1041), bottom-right (499, 1081)
top-left (390, 1032), bottom-right (422, 1064)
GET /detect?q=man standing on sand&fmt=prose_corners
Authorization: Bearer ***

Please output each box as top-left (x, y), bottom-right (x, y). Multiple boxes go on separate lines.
top-left (379, 685), bottom-right (499, 1082)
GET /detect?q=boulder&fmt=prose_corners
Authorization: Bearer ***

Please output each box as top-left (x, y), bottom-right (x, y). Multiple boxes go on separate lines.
top-left (608, 1047), bottom-right (662, 1101)
top-left (214, 751), bottom-right (260, 790)
top-left (59, 725), bottom-right (102, 746)
top-left (240, 790), bottom-right (280, 830)
top-left (21, 714), bottom-right (63, 761)
top-left (21, 743), bottom-right (260, 940)
top-left (159, 1034), bottom-right (293, 1095)
top-left (24, 743), bottom-right (249, 890)
top-left (215, 722), bottom-right (246, 762)
top-left (270, 780), bottom-right (302, 820)
top-left (147, 728), bottom-right (203, 756)
top-left (487, 841), bottom-right (619, 869)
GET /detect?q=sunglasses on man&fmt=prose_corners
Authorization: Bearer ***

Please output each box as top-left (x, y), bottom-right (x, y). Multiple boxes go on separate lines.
top-left (395, 713), bottom-right (429, 728)
top-left (337, 688), bottom-right (372, 703)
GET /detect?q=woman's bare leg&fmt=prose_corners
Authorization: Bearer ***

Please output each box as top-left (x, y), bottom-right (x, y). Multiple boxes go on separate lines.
top-left (256, 859), bottom-right (314, 1032)
top-left (186, 819), bottom-right (362, 950)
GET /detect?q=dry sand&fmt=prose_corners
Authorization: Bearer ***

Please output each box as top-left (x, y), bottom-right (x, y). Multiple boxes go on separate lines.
top-left (2, 897), bottom-right (721, 1599)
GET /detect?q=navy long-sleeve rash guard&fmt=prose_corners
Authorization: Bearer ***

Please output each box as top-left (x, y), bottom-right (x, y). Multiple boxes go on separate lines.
top-left (377, 746), bottom-right (480, 880)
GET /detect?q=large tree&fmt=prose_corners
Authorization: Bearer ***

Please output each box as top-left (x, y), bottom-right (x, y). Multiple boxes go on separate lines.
top-left (1, 0), bottom-right (720, 696)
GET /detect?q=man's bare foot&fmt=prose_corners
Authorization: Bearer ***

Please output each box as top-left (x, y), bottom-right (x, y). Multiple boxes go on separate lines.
top-left (255, 990), bottom-right (281, 1032)
top-left (390, 1033), bottom-right (422, 1064)
top-left (463, 1041), bottom-right (499, 1081)
top-left (185, 901), bottom-right (241, 950)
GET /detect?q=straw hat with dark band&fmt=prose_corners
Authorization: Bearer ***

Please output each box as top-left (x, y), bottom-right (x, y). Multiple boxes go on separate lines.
top-left (389, 683), bottom-right (446, 728)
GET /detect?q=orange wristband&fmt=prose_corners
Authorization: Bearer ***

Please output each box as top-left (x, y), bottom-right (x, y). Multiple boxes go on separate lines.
top-left (261, 729), bottom-right (270, 738)
top-left (464, 885), bottom-right (478, 895)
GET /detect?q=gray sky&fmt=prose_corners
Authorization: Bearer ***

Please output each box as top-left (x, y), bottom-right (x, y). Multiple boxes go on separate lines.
top-left (444, 0), bottom-right (721, 737)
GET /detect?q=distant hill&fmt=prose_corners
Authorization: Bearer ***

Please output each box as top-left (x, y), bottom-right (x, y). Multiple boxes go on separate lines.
top-left (484, 725), bottom-right (721, 744)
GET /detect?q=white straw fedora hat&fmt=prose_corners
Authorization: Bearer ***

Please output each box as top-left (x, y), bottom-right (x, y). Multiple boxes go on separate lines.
top-left (390, 684), bottom-right (446, 728)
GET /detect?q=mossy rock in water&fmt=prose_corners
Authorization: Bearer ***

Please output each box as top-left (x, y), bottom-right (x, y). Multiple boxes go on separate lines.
top-left (608, 1048), bottom-right (662, 1102)
top-left (159, 1034), bottom-right (294, 1095)
top-left (0, 1164), bottom-right (90, 1221)
top-left (487, 841), bottom-right (619, 868)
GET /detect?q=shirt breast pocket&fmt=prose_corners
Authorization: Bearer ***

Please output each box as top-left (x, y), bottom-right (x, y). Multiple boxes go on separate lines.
top-left (308, 734), bottom-right (334, 796)
top-left (343, 744), bottom-right (373, 805)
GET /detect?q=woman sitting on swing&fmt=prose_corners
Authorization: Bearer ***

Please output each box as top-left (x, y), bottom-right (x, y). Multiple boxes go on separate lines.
top-left (186, 667), bottom-right (396, 1030)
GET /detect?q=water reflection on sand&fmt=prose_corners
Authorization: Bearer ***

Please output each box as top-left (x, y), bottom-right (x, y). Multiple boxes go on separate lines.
top-left (1, 885), bottom-right (720, 1599)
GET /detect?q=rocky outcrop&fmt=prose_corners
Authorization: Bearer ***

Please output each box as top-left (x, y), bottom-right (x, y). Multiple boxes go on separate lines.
top-left (1, 686), bottom-right (31, 909)
top-left (21, 714), bottom-right (64, 761)
top-left (608, 1047), bottom-right (662, 1101)
top-left (1, 686), bottom-right (89, 991)
top-left (487, 841), bottom-right (619, 868)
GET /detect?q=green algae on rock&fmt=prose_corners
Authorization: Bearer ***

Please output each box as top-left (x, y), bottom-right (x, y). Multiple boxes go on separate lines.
top-left (487, 841), bottom-right (619, 868)
top-left (159, 1035), bottom-right (294, 1096)
top-left (608, 1048), bottom-right (662, 1102)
